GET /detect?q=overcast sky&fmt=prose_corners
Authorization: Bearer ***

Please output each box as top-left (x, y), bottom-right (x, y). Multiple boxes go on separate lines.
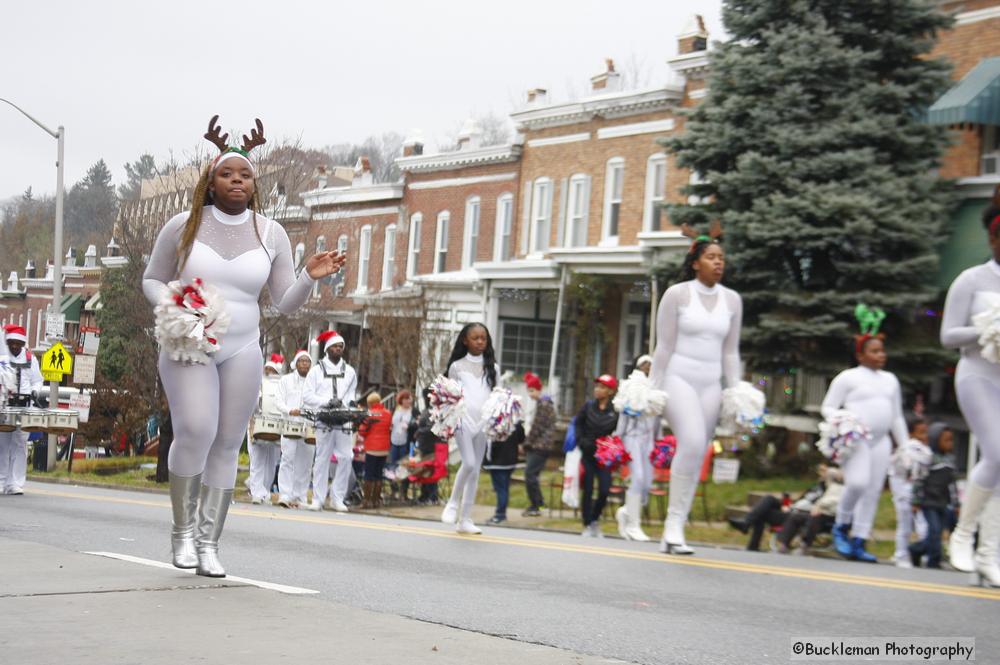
top-left (1, 1), bottom-right (723, 200)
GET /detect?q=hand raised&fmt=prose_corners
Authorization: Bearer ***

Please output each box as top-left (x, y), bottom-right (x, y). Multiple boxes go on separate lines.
top-left (305, 250), bottom-right (346, 280)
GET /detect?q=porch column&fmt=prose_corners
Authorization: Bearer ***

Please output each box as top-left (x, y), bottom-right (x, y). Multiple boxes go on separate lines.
top-left (548, 266), bottom-right (567, 409)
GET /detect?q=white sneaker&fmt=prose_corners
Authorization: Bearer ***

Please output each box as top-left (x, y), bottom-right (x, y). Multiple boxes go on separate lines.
top-left (304, 501), bottom-right (321, 512)
top-left (441, 503), bottom-right (458, 524)
top-left (456, 519), bottom-right (482, 535)
top-left (590, 523), bottom-right (604, 539)
top-left (331, 501), bottom-right (349, 513)
top-left (251, 497), bottom-right (263, 505)
top-left (894, 556), bottom-right (913, 569)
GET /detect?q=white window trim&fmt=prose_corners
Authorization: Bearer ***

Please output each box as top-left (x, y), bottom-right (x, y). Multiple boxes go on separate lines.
top-left (381, 224), bottom-right (397, 291)
top-left (434, 211), bottom-right (450, 274)
top-left (406, 213), bottom-right (422, 279)
top-left (565, 174), bottom-right (591, 248)
top-left (601, 157), bottom-right (624, 246)
top-left (494, 193), bottom-right (514, 262)
top-left (642, 153), bottom-right (668, 233)
top-left (293, 242), bottom-right (306, 269)
top-left (356, 225), bottom-right (372, 293)
top-left (529, 177), bottom-right (553, 258)
top-left (462, 196), bottom-right (481, 269)
top-left (312, 236), bottom-right (326, 298)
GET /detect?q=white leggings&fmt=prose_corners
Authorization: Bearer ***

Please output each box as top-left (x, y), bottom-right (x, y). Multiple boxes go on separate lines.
top-left (447, 428), bottom-right (488, 519)
top-left (957, 375), bottom-right (1000, 489)
top-left (663, 371), bottom-right (722, 478)
top-left (160, 346), bottom-right (263, 489)
top-left (836, 436), bottom-right (891, 540)
top-left (622, 428), bottom-right (654, 500)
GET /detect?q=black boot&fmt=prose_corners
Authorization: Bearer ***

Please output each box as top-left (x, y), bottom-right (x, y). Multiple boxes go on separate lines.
top-left (728, 517), bottom-right (749, 534)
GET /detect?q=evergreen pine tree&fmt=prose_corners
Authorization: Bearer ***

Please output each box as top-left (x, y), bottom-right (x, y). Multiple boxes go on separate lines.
top-left (663, 0), bottom-right (955, 387)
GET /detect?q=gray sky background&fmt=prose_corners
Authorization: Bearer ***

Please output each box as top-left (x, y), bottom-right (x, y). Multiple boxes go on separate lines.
top-left (1, 0), bottom-right (723, 200)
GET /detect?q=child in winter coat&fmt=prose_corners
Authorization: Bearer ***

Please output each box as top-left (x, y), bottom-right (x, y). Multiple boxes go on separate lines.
top-left (909, 423), bottom-right (958, 569)
top-left (358, 392), bottom-right (391, 508)
top-left (482, 424), bottom-right (526, 524)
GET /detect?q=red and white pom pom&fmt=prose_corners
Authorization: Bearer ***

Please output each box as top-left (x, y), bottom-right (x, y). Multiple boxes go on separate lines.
top-left (816, 409), bottom-right (871, 464)
top-left (154, 279), bottom-right (231, 365)
top-left (427, 374), bottom-right (466, 440)
top-left (595, 435), bottom-right (631, 472)
top-left (612, 369), bottom-right (668, 417)
top-left (481, 387), bottom-right (524, 441)
top-left (973, 303), bottom-right (1000, 364)
top-left (721, 381), bottom-right (767, 432)
top-left (649, 435), bottom-right (677, 470)
top-left (891, 439), bottom-right (933, 482)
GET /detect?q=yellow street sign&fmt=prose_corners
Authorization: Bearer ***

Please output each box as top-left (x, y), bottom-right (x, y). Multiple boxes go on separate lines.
top-left (41, 341), bottom-right (73, 378)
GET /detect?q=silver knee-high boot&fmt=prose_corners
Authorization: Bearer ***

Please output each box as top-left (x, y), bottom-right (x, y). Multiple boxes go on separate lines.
top-left (169, 472), bottom-right (202, 569)
top-left (196, 485), bottom-right (234, 578)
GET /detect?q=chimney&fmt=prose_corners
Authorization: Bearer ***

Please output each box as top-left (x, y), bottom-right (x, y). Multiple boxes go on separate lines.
top-left (402, 131), bottom-right (424, 157)
top-left (456, 118), bottom-right (482, 151)
top-left (591, 58), bottom-right (622, 93)
top-left (315, 165), bottom-right (328, 189)
top-left (678, 15), bottom-right (708, 55)
top-left (84, 244), bottom-right (98, 268)
top-left (526, 88), bottom-right (548, 107)
top-left (105, 238), bottom-right (120, 258)
top-left (6, 272), bottom-right (17, 292)
top-left (44, 260), bottom-right (54, 280)
top-left (353, 157), bottom-right (374, 187)
top-left (64, 247), bottom-right (76, 267)
top-left (24, 260), bottom-right (36, 279)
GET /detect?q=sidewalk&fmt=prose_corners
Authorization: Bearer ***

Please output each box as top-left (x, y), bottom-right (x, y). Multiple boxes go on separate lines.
top-left (0, 537), bottom-right (617, 665)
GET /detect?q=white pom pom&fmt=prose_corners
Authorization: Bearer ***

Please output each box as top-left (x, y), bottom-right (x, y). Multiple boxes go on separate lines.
top-left (481, 387), bottom-right (524, 441)
top-left (613, 370), bottom-right (669, 417)
top-left (720, 381), bottom-right (766, 431)
top-left (891, 439), bottom-right (933, 481)
top-left (973, 303), bottom-right (1000, 364)
top-left (154, 279), bottom-right (231, 365)
top-left (427, 375), bottom-right (466, 440)
top-left (816, 409), bottom-right (871, 464)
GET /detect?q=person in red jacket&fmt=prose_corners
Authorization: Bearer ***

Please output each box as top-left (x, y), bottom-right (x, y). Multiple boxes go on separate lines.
top-left (358, 392), bottom-right (391, 508)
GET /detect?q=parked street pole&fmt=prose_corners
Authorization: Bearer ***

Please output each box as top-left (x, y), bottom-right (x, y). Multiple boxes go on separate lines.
top-left (0, 98), bottom-right (65, 471)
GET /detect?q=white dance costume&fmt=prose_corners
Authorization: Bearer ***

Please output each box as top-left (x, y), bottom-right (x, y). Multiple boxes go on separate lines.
top-left (143, 206), bottom-right (316, 489)
top-left (275, 368), bottom-right (314, 505)
top-left (301, 357), bottom-right (357, 509)
top-left (617, 414), bottom-right (657, 501)
top-left (443, 354), bottom-right (500, 529)
top-left (651, 280), bottom-right (742, 550)
top-left (821, 366), bottom-right (907, 540)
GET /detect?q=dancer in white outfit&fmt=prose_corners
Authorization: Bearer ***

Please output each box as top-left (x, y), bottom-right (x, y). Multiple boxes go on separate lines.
top-left (941, 198), bottom-right (1000, 585)
top-left (246, 356), bottom-right (284, 504)
top-left (0, 326), bottom-right (43, 495)
top-left (888, 415), bottom-right (929, 568)
top-left (651, 225), bottom-right (742, 555)
top-left (275, 350), bottom-right (314, 507)
top-left (302, 331), bottom-right (357, 512)
top-left (143, 117), bottom-right (344, 577)
top-left (615, 355), bottom-right (657, 541)
top-left (440, 323), bottom-right (500, 535)
top-left (822, 322), bottom-right (908, 563)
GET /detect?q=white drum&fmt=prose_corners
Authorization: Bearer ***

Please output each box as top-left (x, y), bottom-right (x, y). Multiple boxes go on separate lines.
top-left (19, 409), bottom-right (48, 433)
top-left (252, 416), bottom-right (282, 441)
top-left (282, 420), bottom-right (305, 439)
top-left (304, 425), bottom-right (316, 445)
top-left (46, 409), bottom-right (79, 434)
top-left (0, 408), bottom-right (21, 432)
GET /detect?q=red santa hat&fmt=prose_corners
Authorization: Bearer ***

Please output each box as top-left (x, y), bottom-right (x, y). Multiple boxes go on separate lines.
top-left (524, 371), bottom-right (543, 391)
top-left (265, 353), bottom-right (284, 374)
top-left (316, 330), bottom-right (345, 351)
top-left (4, 325), bottom-right (27, 344)
top-left (292, 349), bottom-right (312, 366)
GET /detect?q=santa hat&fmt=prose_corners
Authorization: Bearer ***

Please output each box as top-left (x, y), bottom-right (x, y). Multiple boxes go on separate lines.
top-left (4, 325), bottom-right (27, 344)
top-left (265, 353), bottom-right (284, 374)
top-left (316, 330), bottom-right (345, 351)
top-left (292, 349), bottom-right (312, 366)
top-left (524, 371), bottom-right (543, 391)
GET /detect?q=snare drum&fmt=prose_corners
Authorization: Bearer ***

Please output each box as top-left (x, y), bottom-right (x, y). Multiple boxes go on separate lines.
top-left (304, 425), bottom-right (316, 445)
top-left (19, 409), bottom-right (48, 433)
top-left (282, 419), bottom-right (305, 439)
top-left (0, 408), bottom-right (20, 432)
top-left (252, 416), bottom-right (282, 441)
top-left (46, 409), bottom-right (79, 433)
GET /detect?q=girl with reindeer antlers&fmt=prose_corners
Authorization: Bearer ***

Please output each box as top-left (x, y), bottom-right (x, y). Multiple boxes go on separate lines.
top-left (142, 117), bottom-right (345, 577)
top-left (650, 221), bottom-right (744, 555)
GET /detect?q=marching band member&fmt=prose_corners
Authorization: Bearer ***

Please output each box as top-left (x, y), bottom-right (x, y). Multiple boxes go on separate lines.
top-left (302, 330), bottom-right (357, 512)
top-left (275, 349), bottom-right (314, 508)
top-left (0, 325), bottom-right (43, 495)
top-left (245, 354), bottom-right (284, 504)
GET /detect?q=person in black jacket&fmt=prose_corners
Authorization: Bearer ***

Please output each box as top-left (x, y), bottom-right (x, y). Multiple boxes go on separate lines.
top-left (909, 423), bottom-right (957, 569)
top-left (483, 424), bottom-right (526, 524)
top-left (574, 375), bottom-right (620, 537)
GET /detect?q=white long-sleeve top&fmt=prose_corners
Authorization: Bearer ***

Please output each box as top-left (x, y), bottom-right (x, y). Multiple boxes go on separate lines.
top-left (940, 259), bottom-right (1000, 381)
top-left (302, 357), bottom-right (357, 411)
top-left (142, 206), bottom-right (317, 363)
top-left (650, 280), bottom-right (743, 390)
top-left (7, 348), bottom-right (43, 395)
top-left (820, 366), bottom-right (908, 446)
top-left (447, 353), bottom-right (500, 429)
top-left (275, 370), bottom-right (310, 417)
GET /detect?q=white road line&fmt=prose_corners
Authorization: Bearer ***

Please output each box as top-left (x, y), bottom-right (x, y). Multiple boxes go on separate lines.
top-left (83, 551), bottom-right (320, 595)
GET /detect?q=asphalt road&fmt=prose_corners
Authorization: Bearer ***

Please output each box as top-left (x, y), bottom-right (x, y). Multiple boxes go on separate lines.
top-left (2, 481), bottom-right (997, 665)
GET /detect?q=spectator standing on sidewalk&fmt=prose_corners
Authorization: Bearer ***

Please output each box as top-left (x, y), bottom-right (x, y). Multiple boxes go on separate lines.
top-left (909, 423), bottom-right (958, 569)
top-left (522, 372), bottom-right (556, 517)
top-left (390, 390), bottom-right (415, 471)
top-left (575, 375), bottom-right (620, 537)
top-left (358, 392), bottom-right (391, 509)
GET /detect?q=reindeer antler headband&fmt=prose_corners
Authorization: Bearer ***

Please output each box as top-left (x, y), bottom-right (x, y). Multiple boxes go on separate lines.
top-left (853, 303), bottom-right (886, 354)
top-left (680, 220), bottom-right (723, 253)
top-left (204, 115), bottom-right (266, 174)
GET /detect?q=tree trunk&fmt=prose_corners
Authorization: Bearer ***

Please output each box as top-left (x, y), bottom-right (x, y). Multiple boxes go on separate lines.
top-left (155, 411), bottom-right (173, 483)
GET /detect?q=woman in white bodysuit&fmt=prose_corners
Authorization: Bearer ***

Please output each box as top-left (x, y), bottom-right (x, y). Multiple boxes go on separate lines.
top-left (143, 117), bottom-right (344, 577)
top-left (941, 197), bottom-right (1000, 585)
top-left (651, 229), bottom-right (743, 555)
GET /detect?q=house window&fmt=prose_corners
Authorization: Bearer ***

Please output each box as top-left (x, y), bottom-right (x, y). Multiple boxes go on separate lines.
top-left (435, 212), bottom-right (449, 273)
top-left (566, 175), bottom-right (590, 247)
top-left (643, 154), bottom-right (668, 232)
top-left (494, 194), bottom-right (514, 261)
top-left (602, 158), bottom-right (624, 242)
top-left (382, 224), bottom-right (397, 291)
top-left (294, 242), bottom-right (305, 269)
top-left (462, 196), bottom-right (481, 269)
top-left (335, 235), bottom-right (348, 296)
top-left (530, 178), bottom-right (553, 254)
top-left (983, 125), bottom-right (1000, 175)
top-left (688, 171), bottom-right (708, 205)
top-left (357, 226), bottom-right (372, 293)
top-left (407, 213), bottom-right (422, 279)
top-left (312, 236), bottom-right (326, 298)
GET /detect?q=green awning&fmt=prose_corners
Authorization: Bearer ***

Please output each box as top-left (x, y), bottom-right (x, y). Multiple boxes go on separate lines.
top-left (60, 293), bottom-right (82, 323)
top-left (927, 57), bottom-right (1000, 126)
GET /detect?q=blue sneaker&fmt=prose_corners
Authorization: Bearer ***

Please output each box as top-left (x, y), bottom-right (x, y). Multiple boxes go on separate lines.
top-left (833, 523), bottom-right (853, 558)
top-left (850, 537), bottom-right (878, 563)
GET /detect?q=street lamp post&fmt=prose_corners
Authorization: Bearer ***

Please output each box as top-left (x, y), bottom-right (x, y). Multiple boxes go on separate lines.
top-left (1, 98), bottom-right (65, 471)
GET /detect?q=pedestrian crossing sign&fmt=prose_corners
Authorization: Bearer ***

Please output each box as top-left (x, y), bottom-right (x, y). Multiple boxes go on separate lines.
top-left (41, 341), bottom-right (73, 381)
